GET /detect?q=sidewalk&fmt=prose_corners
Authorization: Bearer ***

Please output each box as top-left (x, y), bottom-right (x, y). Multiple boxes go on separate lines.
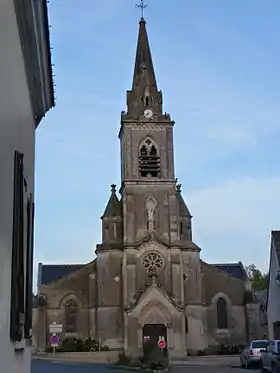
top-left (171, 355), bottom-right (240, 367)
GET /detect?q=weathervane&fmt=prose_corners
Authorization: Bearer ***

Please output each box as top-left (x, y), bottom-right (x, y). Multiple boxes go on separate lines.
top-left (135, 0), bottom-right (147, 20)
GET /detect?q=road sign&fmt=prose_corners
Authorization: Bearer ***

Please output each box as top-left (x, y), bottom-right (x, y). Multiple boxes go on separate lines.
top-left (49, 322), bottom-right (62, 334)
top-left (158, 339), bottom-right (166, 349)
top-left (50, 333), bottom-right (59, 347)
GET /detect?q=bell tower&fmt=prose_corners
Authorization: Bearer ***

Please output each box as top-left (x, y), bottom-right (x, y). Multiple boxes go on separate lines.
top-left (119, 18), bottom-right (175, 184)
top-left (118, 17), bottom-right (182, 245)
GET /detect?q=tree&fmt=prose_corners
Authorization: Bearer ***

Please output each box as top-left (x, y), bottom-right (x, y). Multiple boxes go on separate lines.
top-left (245, 264), bottom-right (269, 291)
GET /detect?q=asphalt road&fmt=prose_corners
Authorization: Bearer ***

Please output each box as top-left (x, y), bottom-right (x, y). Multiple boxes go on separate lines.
top-left (32, 359), bottom-right (260, 373)
top-left (172, 368), bottom-right (259, 372)
top-left (32, 360), bottom-right (118, 373)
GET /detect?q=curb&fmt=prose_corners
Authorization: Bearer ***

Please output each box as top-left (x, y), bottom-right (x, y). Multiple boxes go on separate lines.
top-left (109, 365), bottom-right (170, 373)
top-left (171, 362), bottom-right (238, 368)
top-left (33, 358), bottom-right (109, 367)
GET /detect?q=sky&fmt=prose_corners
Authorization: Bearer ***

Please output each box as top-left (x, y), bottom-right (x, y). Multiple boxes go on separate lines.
top-left (34, 0), bottom-right (280, 284)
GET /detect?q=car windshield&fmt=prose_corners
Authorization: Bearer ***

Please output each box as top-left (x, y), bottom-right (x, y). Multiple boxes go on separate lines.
top-left (252, 341), bottom-right (267, 349)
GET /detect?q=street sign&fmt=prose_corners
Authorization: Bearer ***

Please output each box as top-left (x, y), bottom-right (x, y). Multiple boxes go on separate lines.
top-left (158, 339), bottom-right (166, 349)
top-left (49, 322), bottom-right (62, 334)
top-left (50, 333), bottom-right (59, 347)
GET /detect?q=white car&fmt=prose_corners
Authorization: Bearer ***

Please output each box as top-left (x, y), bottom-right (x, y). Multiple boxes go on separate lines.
top-left (240, 340), bottom-right (268, 369)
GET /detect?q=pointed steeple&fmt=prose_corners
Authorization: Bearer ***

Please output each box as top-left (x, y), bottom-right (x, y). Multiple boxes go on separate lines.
top-left (132, 18), bottom-right (157, 92)
top-left (176, 184), bottom-right (192, 217)
top-left (102, 184), bottom-right (122, 218)
top-left (125, 19), bottom-right (163, 118)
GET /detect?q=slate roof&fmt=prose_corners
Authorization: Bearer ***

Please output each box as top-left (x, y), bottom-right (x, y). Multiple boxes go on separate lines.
top-left (272, 230), bottom-right (280, 266)
top-left (211, 262), bottom-right (247, 280)
top-left (178, 193), bottom-right (191, 217)
top-left (102, 185), bottom-right (122, 218)
top-left (132, 17), bottom-right (157, 92)
top-left (38, 263), bottom-right (85, 286)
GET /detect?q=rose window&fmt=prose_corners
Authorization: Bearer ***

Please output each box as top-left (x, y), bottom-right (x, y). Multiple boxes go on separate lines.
top-left (142, 252), bottom-right (164, 274)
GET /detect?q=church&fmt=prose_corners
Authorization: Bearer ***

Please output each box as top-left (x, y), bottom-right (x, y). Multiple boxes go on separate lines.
top-left (33, 17), bottom-right (261, 359)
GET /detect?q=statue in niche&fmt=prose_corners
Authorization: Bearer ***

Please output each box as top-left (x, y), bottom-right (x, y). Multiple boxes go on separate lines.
top-left (146, 197), bottom-right (157, 231)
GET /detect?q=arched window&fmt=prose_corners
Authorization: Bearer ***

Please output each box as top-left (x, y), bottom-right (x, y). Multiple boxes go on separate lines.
top-left (217, 297), bottom-right (228, 329)
top-left (65, 299), bottom-right (78, 333)
top-left (139, 138), bottom-right (160, 178)
top-left (185, 317), bottom-right (188, 333)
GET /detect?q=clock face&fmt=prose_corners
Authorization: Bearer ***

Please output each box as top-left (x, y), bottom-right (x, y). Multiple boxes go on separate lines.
top-left (144, 109), bottom-right (153, 119)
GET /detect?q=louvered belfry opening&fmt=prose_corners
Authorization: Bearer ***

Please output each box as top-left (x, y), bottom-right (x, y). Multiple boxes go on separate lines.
top-left (139, 138), bottom-right (160, 177)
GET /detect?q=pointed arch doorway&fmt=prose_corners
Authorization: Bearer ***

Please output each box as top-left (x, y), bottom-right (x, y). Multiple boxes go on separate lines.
top-left (142, 323), bottom-right (168, 358)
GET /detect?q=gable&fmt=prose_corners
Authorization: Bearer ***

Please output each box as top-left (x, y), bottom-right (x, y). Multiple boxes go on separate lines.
top-left (38, 261), bottom-right (97, 308)
top-left (202, 261), bottom-right (245, 306)
top-left (128, 283), bottom-right (182, 321)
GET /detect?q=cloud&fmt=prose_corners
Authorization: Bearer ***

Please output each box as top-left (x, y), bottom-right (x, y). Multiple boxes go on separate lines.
top-left (184, 175), bottom-right (280, 271)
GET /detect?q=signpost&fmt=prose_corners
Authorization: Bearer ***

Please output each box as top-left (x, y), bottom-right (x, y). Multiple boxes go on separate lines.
top-left (49, 322), bottom-right (62, 354)
top-left (50, 333), bottom-right (59, 354)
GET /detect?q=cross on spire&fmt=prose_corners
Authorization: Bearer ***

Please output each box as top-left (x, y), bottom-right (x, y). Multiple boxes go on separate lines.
top-left (135, 0), bottom-right (147, 20)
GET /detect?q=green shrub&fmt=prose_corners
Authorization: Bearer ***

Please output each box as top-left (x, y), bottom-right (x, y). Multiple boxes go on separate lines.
top-left (53, 337), bottom-right (104, 353)
top-left (197, 349), bottom-right (206, 356)
top-left (83, 338), bottom-right (100, 352)
top-left (128, 357), bottom-right (142, 367)
top-left (115, 352), bottom-right (132, 366)
top-left (100, 345), bottom-right (109, 351)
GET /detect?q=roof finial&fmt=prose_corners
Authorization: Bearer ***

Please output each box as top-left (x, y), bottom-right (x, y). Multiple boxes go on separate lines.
top-left (111, 184), bottom-right (116, 193)
top-left (135, 0), bottom-right (147, 21)
top-left (176, 184), bottom-right (182, 193)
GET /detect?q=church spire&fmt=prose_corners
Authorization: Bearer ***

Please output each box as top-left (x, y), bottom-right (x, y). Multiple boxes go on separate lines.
top-left (125, 16), bottom-right (163, 119)
top-left (132, 18), bottom-right (157, 92)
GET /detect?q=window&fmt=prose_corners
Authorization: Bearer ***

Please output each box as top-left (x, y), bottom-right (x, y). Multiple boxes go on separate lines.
top-left (273, 321), bottom-right (280, 340)
top-left (252, 340), bottom-right (268, 349)
top-left (65, 300), bottom-right (78, 333)
top-left (10, 151), bottom-right (25, 342)
top-left (185, 317), bottom-right (188, 333)
top-left (142, 252), bottom-right (164, 275)
top-left (113, 222), bottom-right (117, 238)
top-left (139, 138), bottom-right (160, 177)
top-left (217, 297), bottom-right (228, 329)
top-left (180, 221), bottom-right (183, 236)
top-left (24, 195), bottom-right (35, 339)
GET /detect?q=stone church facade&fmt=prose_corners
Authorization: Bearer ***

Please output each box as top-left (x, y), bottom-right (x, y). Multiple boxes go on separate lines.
top-left (33, 18), bottom-right (260, 359)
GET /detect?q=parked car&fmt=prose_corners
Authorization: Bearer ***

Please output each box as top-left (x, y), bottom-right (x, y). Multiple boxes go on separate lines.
top-left (240, 340), bottom-right (268, 369)
top-left (260, 340), bottom-right (280, 372)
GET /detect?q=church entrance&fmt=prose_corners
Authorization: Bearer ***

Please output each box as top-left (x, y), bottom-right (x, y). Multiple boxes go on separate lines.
top-left (142, 323), bottom-right (168, 358)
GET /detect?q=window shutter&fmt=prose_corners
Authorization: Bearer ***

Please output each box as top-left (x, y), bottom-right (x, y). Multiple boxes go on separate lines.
top-left (10, 151), bottom-right (25, 342)
top-left (24, 195), bottom-right (34, 339)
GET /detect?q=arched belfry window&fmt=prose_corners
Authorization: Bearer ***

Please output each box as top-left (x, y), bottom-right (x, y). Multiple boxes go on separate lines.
top-left (139, 138), bottom-right (160, 178)
top-left (65, 299), bottom-right (78, 333)
top-left (217, 297), bottom-right (228, 329)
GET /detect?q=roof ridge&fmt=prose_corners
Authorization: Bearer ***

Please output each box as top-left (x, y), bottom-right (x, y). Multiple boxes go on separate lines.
top-left (42, 263), bottom-right (85, 267)
top-left (212, 262), bottom-right (242, 267)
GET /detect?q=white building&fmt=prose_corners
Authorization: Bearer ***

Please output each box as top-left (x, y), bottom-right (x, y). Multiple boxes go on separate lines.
top-left (267, 231), bottom-right (280, 340)
top-left (0, 0), bottom-right (54, 372)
